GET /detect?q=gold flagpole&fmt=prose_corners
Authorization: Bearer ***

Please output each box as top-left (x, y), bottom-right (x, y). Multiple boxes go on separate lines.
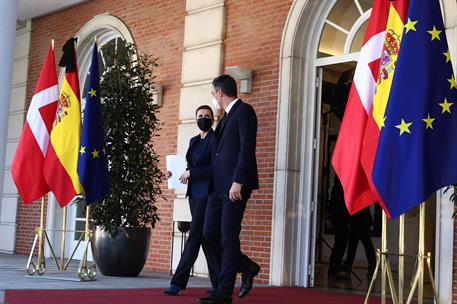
top-left (381, 212), bottom-right (387, 304)
top-left (82, 206), bottom-right (90, 269)
top-left (418, 203), bottom-right (425, 304)
top-left (365, 211), bottom-right (398, 304)
top-left (406, 202), bottom-right (425, 304)
top-left (37, 197), bottom-right (45, 272)
top-left (77, 204), bottom-right (96, 280)
top-left (398, 214), bottom-right (405, 304)
top-left (60, 206), bottom-right (67, 270)
top-left (405, 202), bottom-right (440, 304)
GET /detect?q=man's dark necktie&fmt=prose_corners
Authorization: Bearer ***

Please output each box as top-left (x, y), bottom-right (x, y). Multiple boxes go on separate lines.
top-left (216, 111), bottom-right (228, 137)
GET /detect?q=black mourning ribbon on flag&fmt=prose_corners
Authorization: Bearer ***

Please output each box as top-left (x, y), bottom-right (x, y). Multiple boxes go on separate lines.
top-left (59, 37), bottom-right (78, 72)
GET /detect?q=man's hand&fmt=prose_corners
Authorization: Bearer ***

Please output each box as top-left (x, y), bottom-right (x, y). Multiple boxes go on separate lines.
top-left (179, 170), bottom-right (191, 184)
top-left (229, 182), bottom-right (243, 202)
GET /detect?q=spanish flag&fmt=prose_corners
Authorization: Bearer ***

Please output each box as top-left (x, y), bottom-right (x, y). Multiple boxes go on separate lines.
top-left (43, 38), bottom-right (83, 207)
top-left (361, 0), bottom-right (409, 217)
top-left (332, 0), bottom-right (409, 215)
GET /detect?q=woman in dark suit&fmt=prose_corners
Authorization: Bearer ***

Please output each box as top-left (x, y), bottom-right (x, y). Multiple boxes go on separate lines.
top-left (165, 105), bottom-right (218, 295)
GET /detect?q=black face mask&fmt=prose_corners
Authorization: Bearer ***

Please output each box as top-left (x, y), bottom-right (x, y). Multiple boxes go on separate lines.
top-left (197, 117), bottom-right (213, 132)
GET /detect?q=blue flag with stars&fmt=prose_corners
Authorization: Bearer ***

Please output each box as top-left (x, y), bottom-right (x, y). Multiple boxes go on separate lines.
top-left (77, 42), bottom-right (109, 204)
top-left (372, 0), bottom-right (457, 218)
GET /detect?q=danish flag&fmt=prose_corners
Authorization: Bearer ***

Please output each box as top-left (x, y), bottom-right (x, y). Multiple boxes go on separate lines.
top-left (12, 46), bottom-right (59, 203)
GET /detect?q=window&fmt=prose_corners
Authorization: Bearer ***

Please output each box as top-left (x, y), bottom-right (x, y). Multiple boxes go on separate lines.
top-left (318, 0), bottom-right (373, 57)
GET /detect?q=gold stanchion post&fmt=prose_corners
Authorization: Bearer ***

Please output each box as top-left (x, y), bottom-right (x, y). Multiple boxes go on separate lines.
top-left (406, 203), bottom-right (425, 304)
top-left (77, 205), bottom-right (96, 280)
top-left (37, 197), bottom-right (46, 272)
top-left (60, 206), bottom-right (67, 270)
top-left (399, 214), bottom-right (405, 304)
top-left (418, 203), bottom-right (424, 304)
top-left (405, 202), bottom-right (440, 304)
top-left (381, 212), bottom-right (387, 303)
top-left (364, 211), bottom-right (398, 304)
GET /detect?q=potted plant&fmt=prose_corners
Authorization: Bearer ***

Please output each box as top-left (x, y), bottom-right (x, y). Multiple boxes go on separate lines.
top-left (91, 41), bottom-right (164, 277)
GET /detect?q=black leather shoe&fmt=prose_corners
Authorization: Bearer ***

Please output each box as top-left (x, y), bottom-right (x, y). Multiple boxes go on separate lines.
top-left (198, 295), bottom-right (232, 304)
top-left (239, 262), bottom-right (260, 298)
top-left (164, 285), bottom-right (183, 295)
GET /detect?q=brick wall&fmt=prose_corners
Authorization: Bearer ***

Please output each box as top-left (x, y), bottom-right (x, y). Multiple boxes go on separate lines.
top-left (224, 0), bottom-right (293, 284)
top-left (15, 0), bottom-right (294, 285)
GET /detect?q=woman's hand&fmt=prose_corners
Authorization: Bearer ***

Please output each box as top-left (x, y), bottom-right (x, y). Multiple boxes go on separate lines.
top-left (179, 170), bottom-right (191, 184)
top-left (164, 171), bottom-right (172, 180)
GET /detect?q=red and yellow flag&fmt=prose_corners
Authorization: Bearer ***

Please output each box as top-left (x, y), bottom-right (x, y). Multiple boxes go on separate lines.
top-left (361, 0), bottom-right (409, 216)
top-left (332, 0), bottom-right (409, 215)
top-left (43, 38), bottom-right (83, 207)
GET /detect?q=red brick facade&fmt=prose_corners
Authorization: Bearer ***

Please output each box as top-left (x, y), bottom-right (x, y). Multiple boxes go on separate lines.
top-left (224, 0), bottom-right (293, 283)
top-left (15, 0), bottom-right (293, 285)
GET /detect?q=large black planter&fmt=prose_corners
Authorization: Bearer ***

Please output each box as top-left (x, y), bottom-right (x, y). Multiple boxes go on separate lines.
top-left (94, 227), bottom-right (151, 277)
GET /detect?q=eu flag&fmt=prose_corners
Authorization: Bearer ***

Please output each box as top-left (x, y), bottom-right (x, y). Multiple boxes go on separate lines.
top-left (77, 42), bottom-right (109, 204)
top-left (372, 0), bottom-right (457, 218)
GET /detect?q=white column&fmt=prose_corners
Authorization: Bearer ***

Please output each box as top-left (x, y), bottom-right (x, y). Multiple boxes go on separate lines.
top-left (171, 0), bottom-right (225, 276)
top-left (0, 1), bottom-right (17, 202)
top-left (0, 0), bottom-right (17, 254)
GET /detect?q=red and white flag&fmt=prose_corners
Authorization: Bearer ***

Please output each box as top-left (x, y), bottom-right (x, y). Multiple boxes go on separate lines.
top-left (12, 46), bottom-right (59, 203)
top-left (331, 0), bottom-right (391, 214)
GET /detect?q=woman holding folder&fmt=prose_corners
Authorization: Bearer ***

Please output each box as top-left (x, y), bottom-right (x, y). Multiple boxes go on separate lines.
top-left (165, 105), bottom-right (218, 295)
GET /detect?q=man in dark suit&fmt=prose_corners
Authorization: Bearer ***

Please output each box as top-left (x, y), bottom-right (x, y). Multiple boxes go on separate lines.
top-left (199, 75), bottom-right (260, 304)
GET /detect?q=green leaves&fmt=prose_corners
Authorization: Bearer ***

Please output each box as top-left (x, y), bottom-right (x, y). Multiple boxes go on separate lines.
top-left (91, 41), bottom-right (164, 232)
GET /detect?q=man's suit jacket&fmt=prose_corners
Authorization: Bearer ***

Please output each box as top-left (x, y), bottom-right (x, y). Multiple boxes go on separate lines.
top-left (185, 129), bottom-right (216, 199)
top-left (212, 99), bottom-right (259, 195)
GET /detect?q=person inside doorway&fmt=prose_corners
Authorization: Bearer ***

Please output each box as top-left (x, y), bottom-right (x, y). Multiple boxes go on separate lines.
top-left (343, 207), bottom-right (376, 279)
top-left (327, 177), bottom-right (350, 280)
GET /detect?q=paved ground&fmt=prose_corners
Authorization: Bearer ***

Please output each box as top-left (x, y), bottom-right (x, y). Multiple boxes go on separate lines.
top-left (0, 253), bottom-right (211, 303)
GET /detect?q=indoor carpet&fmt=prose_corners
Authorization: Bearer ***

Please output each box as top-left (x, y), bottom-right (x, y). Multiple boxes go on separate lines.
top-left (5, 287), bottom-right (390, 304)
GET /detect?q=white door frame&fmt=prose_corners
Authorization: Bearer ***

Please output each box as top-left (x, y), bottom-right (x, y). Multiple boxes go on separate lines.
top-left (271, 2), bottom-right (453, 301)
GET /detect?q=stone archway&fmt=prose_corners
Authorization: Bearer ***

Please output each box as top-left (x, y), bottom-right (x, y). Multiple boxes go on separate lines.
top-left (272, 2), bottom-right (454, 303)
top-left (270, 0), bottom-right (336, 287)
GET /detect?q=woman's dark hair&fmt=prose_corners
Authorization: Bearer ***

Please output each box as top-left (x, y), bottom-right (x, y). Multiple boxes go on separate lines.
top-left (195, 105), bottom-right (214, 118)
top-left (212, 74), bottom-right (237, 98)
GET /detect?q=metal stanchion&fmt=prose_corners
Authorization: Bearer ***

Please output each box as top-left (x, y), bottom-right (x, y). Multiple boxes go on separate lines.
top-left (77, 206), bottom-right (96, 280)
top-left (364, 211), bottom-right (398, 304)
top-left (381, 212), bottom-right (387, 304)
top-left (365, 202), bottom-right (440, 304)
top-left (425, 252), bottom-right (439, 303)
top-left (60, 206), bottom-right (67, 270)
top-left (398, 214), bottom-right (405, 304)
top-left (405, 203), bottom-right (440, 304)
top-left (26, 196), bottom-right (60, 275)
top-left (418, 204), bottom-right (424, 304)
top-left (26, 197), bottom-right (46, 275)
top-left (37, 197), bottom-right (46, 273)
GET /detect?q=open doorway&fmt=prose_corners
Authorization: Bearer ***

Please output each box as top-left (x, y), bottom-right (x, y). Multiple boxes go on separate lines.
top-left (312, 62), bottom-right (436, 299)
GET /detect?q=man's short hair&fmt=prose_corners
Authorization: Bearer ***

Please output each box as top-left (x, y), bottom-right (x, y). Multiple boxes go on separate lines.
top-left (212, 74), bottom-right (238, 98)
top-left (195, 105), bottom-right (214, 117)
